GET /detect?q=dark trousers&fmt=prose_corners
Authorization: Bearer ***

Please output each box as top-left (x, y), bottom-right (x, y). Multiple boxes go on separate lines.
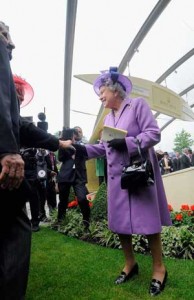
top-left (0, 208), bottom-right (31, 300)
top-left (37, 180), bottom-right (47, 219)
top-left (47, 181), bottom-right (57, 209)
top-left (58, 181), bottom-right (90, 226)
top-left (39, 179), bottom-right (57, 219)
top-left (27, 179), bottom-right (41, 226)
top-left (45, 179), bottom-right (57, 214)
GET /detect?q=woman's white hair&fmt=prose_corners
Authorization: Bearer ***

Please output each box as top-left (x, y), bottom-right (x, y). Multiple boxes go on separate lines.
top-left (103, 80), bottom-right (127, 99)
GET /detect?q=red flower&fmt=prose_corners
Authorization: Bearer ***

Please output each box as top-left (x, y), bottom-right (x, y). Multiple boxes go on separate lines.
top-left (68, 199), bottom-right (78, 208)
top-left (181, 204), bottom-right (190, 211)
top-left (168, 204), bottom-right (173, 211)
top-left (190, 205), bottom-right (194, 211)
top-left (175, 213), bottom-right (183, 221)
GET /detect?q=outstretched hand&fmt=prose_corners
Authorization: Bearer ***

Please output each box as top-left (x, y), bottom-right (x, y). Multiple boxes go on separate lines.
top-left (107, 138), bottom-right (127, 151)
top-left (73, 143), bottom-right (88, 157)
top-left (0, 154), bottom-right (24, 190)
top-left (59, 139), bottom-right (75, 151)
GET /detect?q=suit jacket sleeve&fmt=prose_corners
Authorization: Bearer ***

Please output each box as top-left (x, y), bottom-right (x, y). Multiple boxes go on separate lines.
top-left (58, 147), bottom-right (75, 162)
top-left (0, 39), bottom-right (20, 154)
top-left (19, 117), bottom-right (59, 151)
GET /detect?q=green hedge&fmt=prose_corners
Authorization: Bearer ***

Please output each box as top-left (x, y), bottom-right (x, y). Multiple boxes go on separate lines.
top-left (91, 182), bottom-right (107, 221)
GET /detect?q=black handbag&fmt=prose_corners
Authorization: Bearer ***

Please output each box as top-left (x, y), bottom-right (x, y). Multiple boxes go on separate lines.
top-left (121, 139), bottom-right (154, 191)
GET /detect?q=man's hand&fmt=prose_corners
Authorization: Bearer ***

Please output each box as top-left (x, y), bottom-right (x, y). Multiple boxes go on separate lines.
top-left (0, 154), bottom-right (24, 190)
top-left (59, 139), bottom-right (74, 150)
top-left (73, 144), bottom-right (88, 157)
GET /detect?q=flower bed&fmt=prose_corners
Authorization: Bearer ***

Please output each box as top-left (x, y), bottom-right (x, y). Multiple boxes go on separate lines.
top-left (168, 204), bottom-right (194, 227)
top-left (52, 184), bottom-right (194, 259)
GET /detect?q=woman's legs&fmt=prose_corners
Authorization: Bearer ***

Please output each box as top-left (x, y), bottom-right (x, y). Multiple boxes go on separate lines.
top-left (147, 233), bottom-right (166, 282)
top-left (118, 234), bottom-right (136, 274)
top-left (117, 232), bottom-right (167, 294)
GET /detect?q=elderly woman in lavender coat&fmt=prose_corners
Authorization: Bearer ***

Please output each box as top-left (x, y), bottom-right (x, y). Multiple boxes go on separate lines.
top-left (74, 67), bottom-right (171, 296)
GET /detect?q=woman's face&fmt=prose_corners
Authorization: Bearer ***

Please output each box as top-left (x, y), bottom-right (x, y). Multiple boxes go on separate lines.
top-left (99, 86), bottom-right (117, 109)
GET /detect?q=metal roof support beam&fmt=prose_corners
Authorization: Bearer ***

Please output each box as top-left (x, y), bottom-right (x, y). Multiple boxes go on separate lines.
top-left (179, 84), bottom-right (194, 96)
top-left (154, 49), bottom-right (194, 122)
top-left (118, 0), bottom-right (171, 73)
top-left (160, 117), bottom-right (176, 131)
top-left (156, 48), bottom-right (194, 84)
top-left (63, 0), bottom-right (77, 128)
top-left (154, 112), bottom-right (160, 118)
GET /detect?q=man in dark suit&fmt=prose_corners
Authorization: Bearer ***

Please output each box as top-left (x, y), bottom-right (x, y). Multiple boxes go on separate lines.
top-left (172, 151), bottom-right (180, 172)
top-left (188, 149), bottom-right (194, 167)
top-left (39, 150), bottom-right (58, 222)
top-left (0, 21), bottom-right (72, 299)
top-left (57, 127), bottom-right (90, 231)
top-left (20, 147), bottom-right (42, 232)
top-left (179, 148), bottom-right (192, 170)
top-left (45, 151), bottom-right (58, 212)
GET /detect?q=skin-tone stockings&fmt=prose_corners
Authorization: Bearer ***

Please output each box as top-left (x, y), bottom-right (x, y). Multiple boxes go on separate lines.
top-left (118, 233), bottom-right (166, 283)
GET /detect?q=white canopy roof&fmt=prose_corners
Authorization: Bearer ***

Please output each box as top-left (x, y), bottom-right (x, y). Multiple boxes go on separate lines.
top-left (64, 0), bottom-right (194, 149)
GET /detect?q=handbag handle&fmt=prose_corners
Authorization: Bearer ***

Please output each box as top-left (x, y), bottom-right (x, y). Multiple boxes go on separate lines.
top-left (135, 138), bottom-right (145, 165)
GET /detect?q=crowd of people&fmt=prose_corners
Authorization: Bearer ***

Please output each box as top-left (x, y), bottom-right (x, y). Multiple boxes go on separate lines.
top-left (1, 19), bottom-right (191, 300)
top-left (20, 147), bottom-right (58, 232)
top-left (14, 75), bottom-right (91, 234)
top-left (156, 148), bottom-right (194, 175)
top-left (19, 126), bottom-right (91, 234)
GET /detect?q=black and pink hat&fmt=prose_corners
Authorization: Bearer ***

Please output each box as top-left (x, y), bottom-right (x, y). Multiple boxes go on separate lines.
top-left (13, 75), bottom-right (34, 108)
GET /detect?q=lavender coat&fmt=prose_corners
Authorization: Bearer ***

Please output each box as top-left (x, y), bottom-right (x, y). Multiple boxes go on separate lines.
top-left (86, 97), bottom-right (172, 235)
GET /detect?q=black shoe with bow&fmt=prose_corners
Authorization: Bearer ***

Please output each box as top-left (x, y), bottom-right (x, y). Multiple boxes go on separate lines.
top-left (114, 263), bottom-right (139, 285)
top-left (149, 271), bottom-right (168, 296)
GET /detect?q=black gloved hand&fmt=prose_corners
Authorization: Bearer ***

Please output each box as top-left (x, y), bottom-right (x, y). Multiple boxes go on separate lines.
top-left (73, 143), bottom-right (88, 157)
top-left (107, 138), bottom-right (127, 151)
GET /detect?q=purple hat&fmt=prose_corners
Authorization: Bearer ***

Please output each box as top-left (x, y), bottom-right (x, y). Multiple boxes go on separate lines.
top-left (93, 67), bottom-right (132, 96)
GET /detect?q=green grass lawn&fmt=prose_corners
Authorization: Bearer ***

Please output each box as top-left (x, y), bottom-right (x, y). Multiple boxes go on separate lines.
top-left (26, 226), bottom-right (194, 300)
